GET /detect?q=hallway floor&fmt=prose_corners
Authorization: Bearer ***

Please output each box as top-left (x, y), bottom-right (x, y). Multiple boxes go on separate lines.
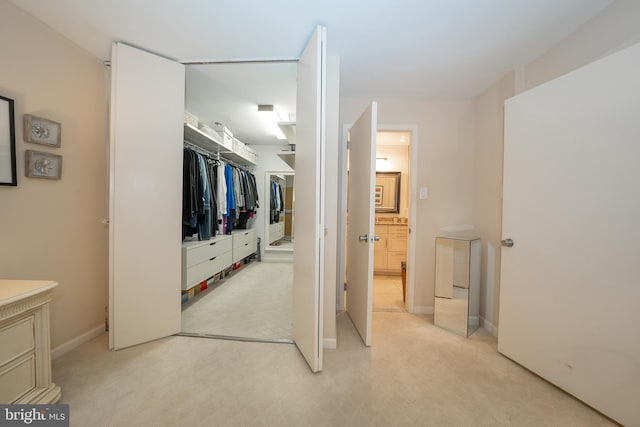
top-left (53, 311), bottom-right (614, 426)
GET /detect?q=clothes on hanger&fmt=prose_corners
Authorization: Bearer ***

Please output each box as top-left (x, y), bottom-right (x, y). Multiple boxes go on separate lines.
top-left (182, 146), bottom-right (259, 240)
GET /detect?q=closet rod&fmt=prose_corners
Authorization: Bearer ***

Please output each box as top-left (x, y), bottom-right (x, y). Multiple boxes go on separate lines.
top-left (183, 141), bottom-right (251, 171)
top-left (183, 140), bottom-right (216, 158)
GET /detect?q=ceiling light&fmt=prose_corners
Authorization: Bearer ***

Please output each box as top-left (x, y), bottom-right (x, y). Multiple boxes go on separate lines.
top-left (258, 104), bottom-right (287, 140)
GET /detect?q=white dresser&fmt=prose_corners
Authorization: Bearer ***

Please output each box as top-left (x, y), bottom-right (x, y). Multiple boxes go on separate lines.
top-left (182, 235), bottom-right (233, 290)
top-left (0, 280), bottom-right (61, 404)
top-left (232, 229), bottom-right (257, 263)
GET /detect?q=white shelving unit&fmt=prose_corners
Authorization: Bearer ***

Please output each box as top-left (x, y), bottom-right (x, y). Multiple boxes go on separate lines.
top-left (183, 123), bottom-right (257, 167)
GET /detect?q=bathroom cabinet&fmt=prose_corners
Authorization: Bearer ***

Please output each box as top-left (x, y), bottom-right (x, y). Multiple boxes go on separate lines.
top-left (373, 224), bottom-right (407, 274)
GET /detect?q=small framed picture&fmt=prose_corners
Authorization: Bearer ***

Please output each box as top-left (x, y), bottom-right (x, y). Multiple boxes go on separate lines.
top-left (23, 114), bottom-right (61, 147)
top-left (375, 185), bottom-right (383, 206)
top-left (25, 149), bottom-right (62, 180)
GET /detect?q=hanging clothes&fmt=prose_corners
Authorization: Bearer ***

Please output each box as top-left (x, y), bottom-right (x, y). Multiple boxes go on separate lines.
top-left (183, 145), bottom-right (259, 238)
top-left (224, 164), bottom-right (236, 234)
top-left (217, 161), bottom-right (227, 220)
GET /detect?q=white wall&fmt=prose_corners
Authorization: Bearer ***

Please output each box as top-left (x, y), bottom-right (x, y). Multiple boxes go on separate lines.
top-left (473, 72), bottom-right (514, 334)
top-left (341, 97), bottom-right (476, 312)
top-left (522, 0), bottom-right (640, 94)
top-left (0, 0), bottom-right (108, 350)
top-left (473, 0), bottom-right (640, 335)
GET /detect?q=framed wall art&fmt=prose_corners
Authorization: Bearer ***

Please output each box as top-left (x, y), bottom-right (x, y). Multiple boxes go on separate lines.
top-left (25, 149), bottom-right (62, 180)
top-left (0, 95), bottom-right (17, 186)
top-left (23, 114), bottom-right (61, 147)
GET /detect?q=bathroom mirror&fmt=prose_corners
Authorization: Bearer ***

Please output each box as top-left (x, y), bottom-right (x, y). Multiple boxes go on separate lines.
top-left (375, 171), bottom-right (401, 213)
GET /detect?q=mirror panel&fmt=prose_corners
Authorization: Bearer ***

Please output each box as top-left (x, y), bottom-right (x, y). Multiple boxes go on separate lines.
top-left (434, 236), bottom-right (481, 337)
top-left (266, 172), bottom-right (294, 250)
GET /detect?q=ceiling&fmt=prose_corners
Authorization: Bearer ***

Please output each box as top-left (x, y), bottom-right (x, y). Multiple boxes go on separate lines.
top-left (10, 0), bottom-right (613, 145)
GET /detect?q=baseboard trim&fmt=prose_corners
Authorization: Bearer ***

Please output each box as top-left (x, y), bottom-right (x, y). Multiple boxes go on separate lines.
top-left (481, 317), bottom-right (498, 337)
top-left (323, 338), bottom-right (337, 349)
top-left (260, 255), bottom-right (294, 263)
top-left (52, 324), bottom-right (105, 360)
top-left (413, 306), bottom-right (434, 315)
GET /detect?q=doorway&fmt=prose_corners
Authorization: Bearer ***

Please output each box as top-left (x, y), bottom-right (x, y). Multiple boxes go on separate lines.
top-left (339, 124), bottom-right (417, 318)
top-left (179, 62), bottom-right (297, 342)
top-left (372, 131), bottom-right (411, 312)
top-left (109, 27), bottom-right (328, 372)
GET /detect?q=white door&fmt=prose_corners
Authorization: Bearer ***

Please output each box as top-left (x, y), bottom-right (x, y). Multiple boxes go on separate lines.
top-left (109, 43), bottom-right (185, 350)
top-left (293, 26), bottom-right (327, 372)
top-left (346, 102), bottom-right (377, 346)
top-left (499, 42), bottom-right (640, 426)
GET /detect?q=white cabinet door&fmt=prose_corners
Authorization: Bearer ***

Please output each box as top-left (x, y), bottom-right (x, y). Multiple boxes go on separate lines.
top-left (109, 43), bottom-right (185, 350)
top-left (292, 26), bottom-right (327, 372)
top-left (499, 42), bottom-right (640, 426)
top-left (346, 102), bottom-right (377, 346)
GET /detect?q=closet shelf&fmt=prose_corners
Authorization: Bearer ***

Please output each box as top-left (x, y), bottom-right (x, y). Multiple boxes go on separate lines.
top-left (183, 123), bottom-right (258, 167)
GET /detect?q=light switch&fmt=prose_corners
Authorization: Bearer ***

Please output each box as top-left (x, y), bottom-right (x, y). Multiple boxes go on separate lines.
top-left (419, 187), bottom-right (429, 200)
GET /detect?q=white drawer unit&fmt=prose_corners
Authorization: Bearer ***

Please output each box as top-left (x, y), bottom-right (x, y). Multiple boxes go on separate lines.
top-left (232, 229), bottom-right (257, 263)
top-left (182, 235), bottom-right (233, 290)
top-left (0, 280), bottom-right (60, 404)
top-left (269, 222), bottom-right (285, 244)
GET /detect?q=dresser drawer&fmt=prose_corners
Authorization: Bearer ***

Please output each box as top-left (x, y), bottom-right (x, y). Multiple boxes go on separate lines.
top-left (388, 225), bottom-right (408, 238)
top-left (233, 230), bottom-right (256, 248)
top-left (0, 316), bottom-right (34, 367)
top-left (233, 241), bottom-right (255, 263)
top-left (183, 236), bottom-right (232, 268)
top-left (374, 224), bottom-right (388, 236)
top-left (184, 250), bottom-right (233, 289)
top-left (0, 354), bottom-right (35, 403)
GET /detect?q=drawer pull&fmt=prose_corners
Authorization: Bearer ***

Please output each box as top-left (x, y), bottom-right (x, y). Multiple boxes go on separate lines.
top-left (209, 242), bottom-right (217, 246)
top-left (244, 243), bottom-right (248, 246)
top-left (209, 256), bottom-right (217, 261)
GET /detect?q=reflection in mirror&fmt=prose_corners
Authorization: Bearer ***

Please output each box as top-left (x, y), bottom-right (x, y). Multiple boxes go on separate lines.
top-left (266, 172), bottom-right (294, 251)
top-left (375, 171), bottom-right (401, 213)
top-left (433, 236), bottom-right (481, 337)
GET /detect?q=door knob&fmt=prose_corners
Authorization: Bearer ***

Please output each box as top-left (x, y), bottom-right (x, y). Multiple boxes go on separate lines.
top-left (358, 235), bottom-right (368, 242)
top-left (501, 238), bottom-right (514, 247)
top-left (371, 235), bottom-right (380, 242)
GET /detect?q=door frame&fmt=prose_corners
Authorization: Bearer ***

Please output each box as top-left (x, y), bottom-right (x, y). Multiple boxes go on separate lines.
top-left (108, 27), bottom-right (327, 363)
top-left (337, 123), bottom-right (418, 313)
